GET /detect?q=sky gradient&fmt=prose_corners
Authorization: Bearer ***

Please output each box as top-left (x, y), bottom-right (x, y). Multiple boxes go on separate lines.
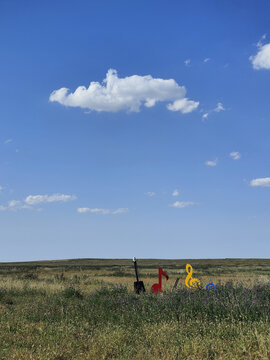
top-left (1, 0), bottom-right (270, 261)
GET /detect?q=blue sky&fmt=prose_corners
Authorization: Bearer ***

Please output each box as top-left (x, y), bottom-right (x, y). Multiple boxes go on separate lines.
top-left (1, 0), bottom-right (270, 261)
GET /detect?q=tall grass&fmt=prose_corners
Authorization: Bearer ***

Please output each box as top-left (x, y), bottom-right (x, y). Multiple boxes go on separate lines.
top-left (0, 258), bottom-right (270, 359)
top-left (0, 282), bottom-right (270, 359)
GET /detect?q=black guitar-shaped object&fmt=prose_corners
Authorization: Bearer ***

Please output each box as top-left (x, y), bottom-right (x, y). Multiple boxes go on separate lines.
top-left (133, 257), bottom-right (145, 294)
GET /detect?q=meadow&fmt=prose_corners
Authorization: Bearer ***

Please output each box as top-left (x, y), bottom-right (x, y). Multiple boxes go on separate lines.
top-left (0, 258), bottom-right (270, 359)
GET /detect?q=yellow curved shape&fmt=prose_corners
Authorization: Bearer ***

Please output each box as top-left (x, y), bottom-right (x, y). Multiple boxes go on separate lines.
top-left (185, 264), bottom-right (193, 288)
top-left (185, 263), bottom-right (201, 288)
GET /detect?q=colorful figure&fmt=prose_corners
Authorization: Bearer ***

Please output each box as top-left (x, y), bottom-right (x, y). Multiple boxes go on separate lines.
top-left (185, 264), bottom-right (201, 288)
top-left (206, 282), bottom-right (216, 290)
top-left (151, 267), bottom-right (169, 293)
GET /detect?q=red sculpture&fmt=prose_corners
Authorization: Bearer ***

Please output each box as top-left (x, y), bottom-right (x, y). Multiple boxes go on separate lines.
top-left (151, 267), bottom-right (169, 293)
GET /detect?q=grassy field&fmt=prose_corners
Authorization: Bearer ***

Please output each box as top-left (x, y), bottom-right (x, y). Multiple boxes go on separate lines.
top-left (0, 258), bottom-right (270, 359)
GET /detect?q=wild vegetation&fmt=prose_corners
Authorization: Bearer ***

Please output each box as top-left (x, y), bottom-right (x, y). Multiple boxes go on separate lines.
top-left (0, 258), bottom-right (270, 359)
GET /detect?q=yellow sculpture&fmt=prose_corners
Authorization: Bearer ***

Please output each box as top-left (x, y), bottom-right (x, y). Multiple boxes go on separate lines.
top-left (185, 264), bottom-right (201, 288)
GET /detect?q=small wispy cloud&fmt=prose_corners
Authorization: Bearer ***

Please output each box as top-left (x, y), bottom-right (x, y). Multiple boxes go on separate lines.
top-left (214, 102), bottom-right (225, 112)
top-left (8, 200), bottom-right (30, 211)
top-left (0, 200), bottom-right (30, 211)
top-left (146, 192), bottom-right (156, 197)
top-left (169, 201), bottom-right (196, 208)
top-left (0, 186), bottom-right (3, 192)
top-left (205, 158), bottom-right (218, 167)
top-left (184, 59), bottom-right (191, 66)
top-left (167, 98), bottom-right (199, 113)
top-left (250, 177), bottom-right (270, 187)
top-left (230, 151), bottom-right (241, 160)
top-left (172, 189), bottom-right (179, 197)
top-left (0, 193), bottom-right (77, 211)
top-left (4, 139), bottom-right (12, 144)
top-left (257, 34), bottom-right (267, 47)
top-left (201, 102), bottom-right (225, 120)
top-left (202, 113), bottom-right (209, 120)
top-left (8, 200), bottom-right (22, 208)
top-left (204, 58), bottom-right (211, 63)
top-left (77, 207), bottom-right (128, 215)
top-left (25, 194), bottom-right (76, 205)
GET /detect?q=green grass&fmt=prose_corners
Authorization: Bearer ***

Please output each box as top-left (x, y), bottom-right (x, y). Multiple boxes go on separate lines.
top-left (0, 258), bottom-right (269, 359)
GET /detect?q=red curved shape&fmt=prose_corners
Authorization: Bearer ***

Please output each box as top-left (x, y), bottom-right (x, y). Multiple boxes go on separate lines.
top-left (151, 283), bottom-right (161, 293)
top-left (151, 267), bottom-right (169, 293)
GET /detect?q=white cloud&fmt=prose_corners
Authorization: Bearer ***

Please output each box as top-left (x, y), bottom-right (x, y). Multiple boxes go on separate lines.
top-left (214, 102), bottom-right (225, 112)
top-left (0, 186), bottom-right (3, 192)
top-left (8, 200), bottom-right (22, 208)
top-left (202, 113), bottom-right (209, 120)
top-left (172, 189), bottom-right (179, 197)
top-left (205, 158), bottom-right (218, 167)
top-left (204, 58), bottom-right (210, 63)
top-left (230, 151), bottom-right (241, 160)
top-left (146, 192), bottom-right (156, 197)
top-left (112, 208), bottom-right (129, 214)
top-left (202, 102), bottom-right (225, 120)
top-left (250, 35), bottom-right (270, 70)
top-left (8, 200), bottom-right (30, 211)
top-left (257, 34), bottom-right (267, 48)
top-left (0, 193), bottom-right (76, 212)
top-left (250, 177), bottom-right (270, 187)
top-left (184, 59), bottom-right (191, 66)
top-left (167, 98), bottom-right (199, 113)
top-left (4, 139), bottom-right (12, 144)
top-left (169, 201), bottom-right (196, 208)
top-left (49, 69), bottom-right (199, 114)
top-left (0, 200), bottom-right (31, 211)
top-left (25, 194), bottom-right (76, 205)
top-left (77, 207), bottom-right (128, 214)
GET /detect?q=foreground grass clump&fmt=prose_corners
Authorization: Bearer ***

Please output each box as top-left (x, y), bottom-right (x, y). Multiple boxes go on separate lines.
top-left (0, 282), bottom-right (270, 359)
top-left (89, 282), bottom-right (270, 323)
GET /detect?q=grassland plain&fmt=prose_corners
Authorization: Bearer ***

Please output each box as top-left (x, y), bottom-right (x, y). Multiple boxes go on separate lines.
top-left (0, 258), bottom-right (270, 359)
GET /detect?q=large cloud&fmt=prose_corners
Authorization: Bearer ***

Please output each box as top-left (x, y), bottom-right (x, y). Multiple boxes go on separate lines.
top-left (250, 43), bottom-right (270, 70)
top-left (49, 69), bottom-right (199, 114)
